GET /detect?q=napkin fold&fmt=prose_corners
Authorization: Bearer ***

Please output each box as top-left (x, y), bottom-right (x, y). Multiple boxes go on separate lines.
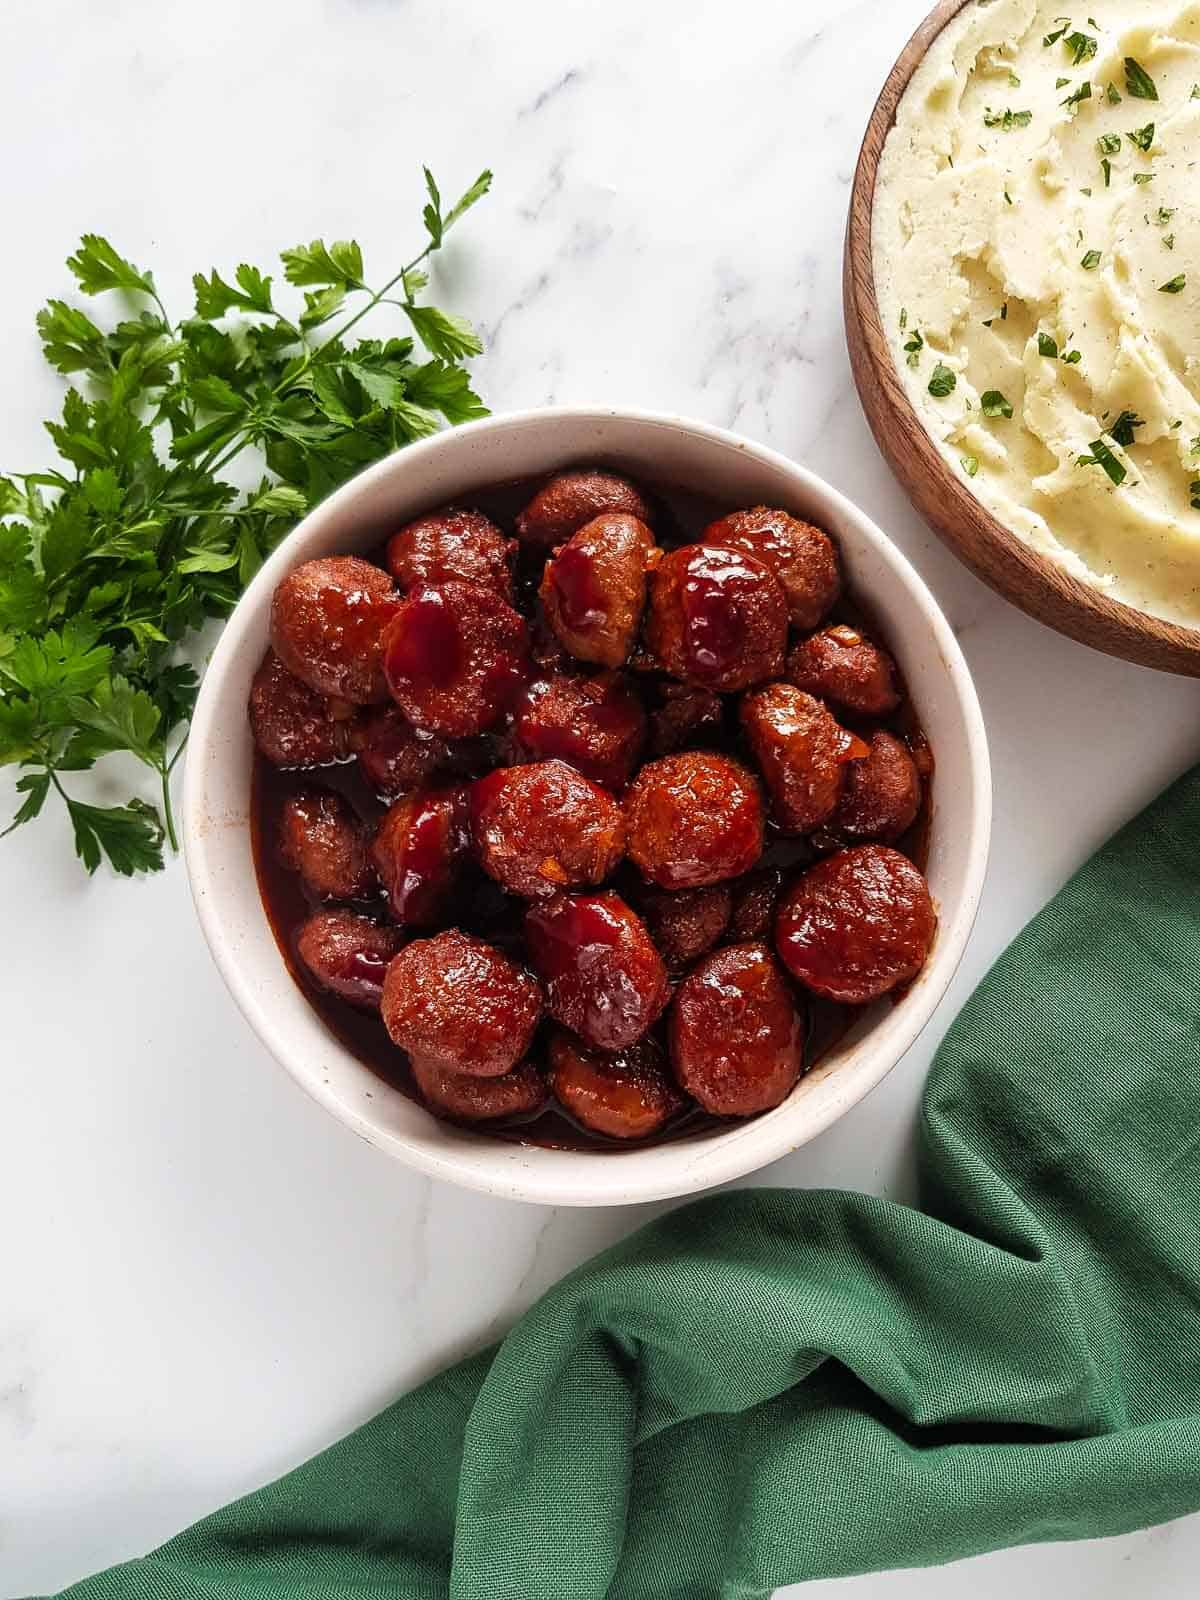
top-left (56, 770), bottom-right (1200, 1599)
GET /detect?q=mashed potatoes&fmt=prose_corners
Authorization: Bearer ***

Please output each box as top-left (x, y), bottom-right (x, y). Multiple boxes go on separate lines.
top-left (874, 0), bottom-right (1200, 625)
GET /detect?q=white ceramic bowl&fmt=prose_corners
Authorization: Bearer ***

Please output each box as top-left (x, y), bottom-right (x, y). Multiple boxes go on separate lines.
top-left (183, 407), bottom-right (991, 1208)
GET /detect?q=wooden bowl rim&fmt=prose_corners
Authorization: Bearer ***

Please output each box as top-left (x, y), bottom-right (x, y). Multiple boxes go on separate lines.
top-left (845, 0), bottom-right (1200, 676)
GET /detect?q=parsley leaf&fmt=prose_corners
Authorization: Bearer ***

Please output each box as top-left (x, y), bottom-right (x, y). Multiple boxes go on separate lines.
top-left (981, 390), bottom-right (1014, 418)
top-left (1066, 31), bottom-right (1097, 65)
top-left (1043, 19), bottom-right (1072, 46)
top-left (928, 364), bottom-right (957, 398)
top-left (1062, 81), bottom-right (1092, 108)
top-left (984, 107), bottom-right (1033, 129)
top-left (1038, 332), bottom-right (1060, 357)
top-left (1079, 438), bottom-right (1128, 485)
top-left (1124, 58), bottom-right (1159, 101)
top-left (0, 170), bottom-right (493, 877)
top-left (1109, 411), bottom-right (1145, 446)
top-left (1127, 123), bottom-right (1155, 152)
top-left (1081, 250), bottom-right (1102, 270)
top-left (1159, 275), bottom-right (1187, 294)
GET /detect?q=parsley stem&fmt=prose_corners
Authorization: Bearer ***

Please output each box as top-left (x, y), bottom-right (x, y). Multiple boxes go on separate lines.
top-left (159, 759), bottom-right (179, 853)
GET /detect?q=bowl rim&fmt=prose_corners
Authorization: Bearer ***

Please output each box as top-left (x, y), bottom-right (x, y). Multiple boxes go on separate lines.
top-left (844, 0), bottom-right (1200, 679)
top-left (183, 404), bottom-right (992, 1206)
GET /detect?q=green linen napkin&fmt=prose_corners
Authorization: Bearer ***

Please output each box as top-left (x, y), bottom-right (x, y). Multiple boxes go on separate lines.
top-left (56, 769), bottom-right (1200, 1599)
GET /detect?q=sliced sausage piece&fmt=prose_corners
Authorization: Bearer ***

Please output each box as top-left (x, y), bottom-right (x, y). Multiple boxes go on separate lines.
top-left (830, 731), bottom-right (922, 844)
top-left (728, 868), bottom-right (784, 943)
top-left (775, 845), bottom-right (935, 1005)
top-left (515, 468), bottom-right (653, 549)
top-left (382, 581), bottom-right (528, 737)
top-left (524, 892), bottom-right (668, 1052)
top-left (410, 1055), bottom-right (548, 1124)
top-left (649, 683), bottom-right (725, 757)
top-left (787, 624), bottom-right (902, 719)
top-left (381, 929), bottom-right (543, 1078)
top-left (470, 760), bottom-right (625, 900)
top-left (625, 752), bottom-right (764, 890)
top-left (701, 507), bottom-right (840, 630)
top-left (645, 544), bottom-right (787, 692)
top-left (670, 943), bottom-right (804, 1117)
top-left (279, 787), bottom-right (376, 902)
top-left (385, 508), bottom-right (514, 602)
top-left (548, 1032), bottom-right (685, 1140)
top-left (349, 705), bottom-right (451, 801)
top-left (372, 788), bottom-right (469, 926)
top-left (740, 684), bottom-right (868, 835)
top-left (249, 651), bottom-right (353, 770)
top-left (295, 911), bottom-right (403, 1008)
top-left (514, 673), bottom-right (647, 792)
top-left (640, 884), bottom-right (732, 971)
top-left (539, 513), bottom-right (655, 668)
top-left (270, 556), bottom-right (401, 704)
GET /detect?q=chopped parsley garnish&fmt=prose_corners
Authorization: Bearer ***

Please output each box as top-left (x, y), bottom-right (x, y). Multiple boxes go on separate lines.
top-left (981, 390), bottom-right (1014, 418)
top-left (1192, 85), bottom-right (1200, 100)
top-left (928, 363), bottom-right (957, 398)
top-left (1081, 250), bottom-right (1102, 270)
top-left (1066, 31), bottom-right (1097, 65)
top-left (1190, 480), bottom-right (1200, 512)
top-left (1101, 158), bottom-right (1113, 187)
top-left (1107, 83), bottom-right (1122, 104)
top-left (1004, 187), bottom-right (1014, 205)
top-left (1127, 123), bottom-right (1155, 152)
top-left (1062, 349), bottom-right (1083, 365)
top-left (1124, 58), bottom-right (1159, 101)
top-left (1156, 208), bottom-right (1176, 225)
top-left (1109, 410), bottom-right (1145, 446)
top-left (900, 308), bottom-right (908, 332)
top-left (1062, 81), bottom-right (1093, 108)
top-left (1044, 18), bottom-right (1072, 46)
top-left (1164, 235), bottom-right (1176, 251)
top-left (1009, 71), bottom-right (1022, 88)
top-left (1097, 133), bottom-right (1122, 155)
top-left (984, 107), bottom-right (1033, 129)
top-left (1160, 275), bottom-right (1187, 294)
top-left (961, 455), bottom-right (980, 478)
top-left (1038, 332), bottom-right (1060, 357)
top-left (904, 327), bottom-right (925, 367)
top-left (1079, 438), bottom-right (1127, 485)
top-left (1132, 173), bottom-right (1155, 185)
top-left (1057, 77), bottom-right (1071, 89)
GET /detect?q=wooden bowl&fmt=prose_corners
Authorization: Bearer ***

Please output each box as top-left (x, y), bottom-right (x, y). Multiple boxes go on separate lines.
top-left (844, 0), bottom-right (1200, 678)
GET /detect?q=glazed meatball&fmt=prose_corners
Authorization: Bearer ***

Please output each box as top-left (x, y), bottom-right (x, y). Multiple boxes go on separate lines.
top-left (645, 544), bottom-right (787, 692)
top-left (514, 673), bottom-right (647, 792)
top-left (349, 705), bottom-right (451, 801)
top-left (295, 911), bottom-right (403, 1008)
top-left (515, 468), bottom-right (654, 549)
top-left (372, 788), bottom-right (469, 926)
top-left (775, 845), bottom-right (936, 1005)
top-left (385, 507), bottom-right (514, 602)
top-left (539, 513), bottom-right (655, 668)
top-left (410, 1054), bottom-right (548, 1124)
top-left (787, 624), bottom-right (902, 719)
top-left (640, 884), bottom-right (732, 971)
top-left (381, 929), bottom-right (542, 1078)
top-left (470, 761), bottom-right (626, 900)
top-left (740, 684), bottom-right (868, 835)
top-left (249, 651), bottom-right (352, 770)
top-left (702, 507), bottom-right (840, 630)
top-left (649, 683), bottom-right (724, 757)
top-left (525, 892), bottom-right (668, 1051)
top-left (270, 556), bottom-right (400, 704)
top-left (625, 752), bottom-right (764, 890)
top-left (670, 943), bottom-right (804, 1117)
top-left (830, 731), bottom-right (922, 844)
top-left (728, 868), bottom-right (784, 943)
top-left (279, 787), bottom-right (376, 902)
top-left (548, 1033), bottom-right (684, 1140)
top-left (382, 581), bottom-right (528, 738)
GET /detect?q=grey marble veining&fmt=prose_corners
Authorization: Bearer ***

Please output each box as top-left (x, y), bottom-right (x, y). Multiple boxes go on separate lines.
top-left (2, 0), bottom-right (1199, 1594)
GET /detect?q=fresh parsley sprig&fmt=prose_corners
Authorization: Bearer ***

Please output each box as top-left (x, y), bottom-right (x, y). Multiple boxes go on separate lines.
top-left (0, 168), bottom-right (492, 876)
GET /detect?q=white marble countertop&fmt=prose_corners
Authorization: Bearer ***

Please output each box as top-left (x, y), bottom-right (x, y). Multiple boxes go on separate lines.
top-left (3, 0), bottom-right (1199, 1594)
